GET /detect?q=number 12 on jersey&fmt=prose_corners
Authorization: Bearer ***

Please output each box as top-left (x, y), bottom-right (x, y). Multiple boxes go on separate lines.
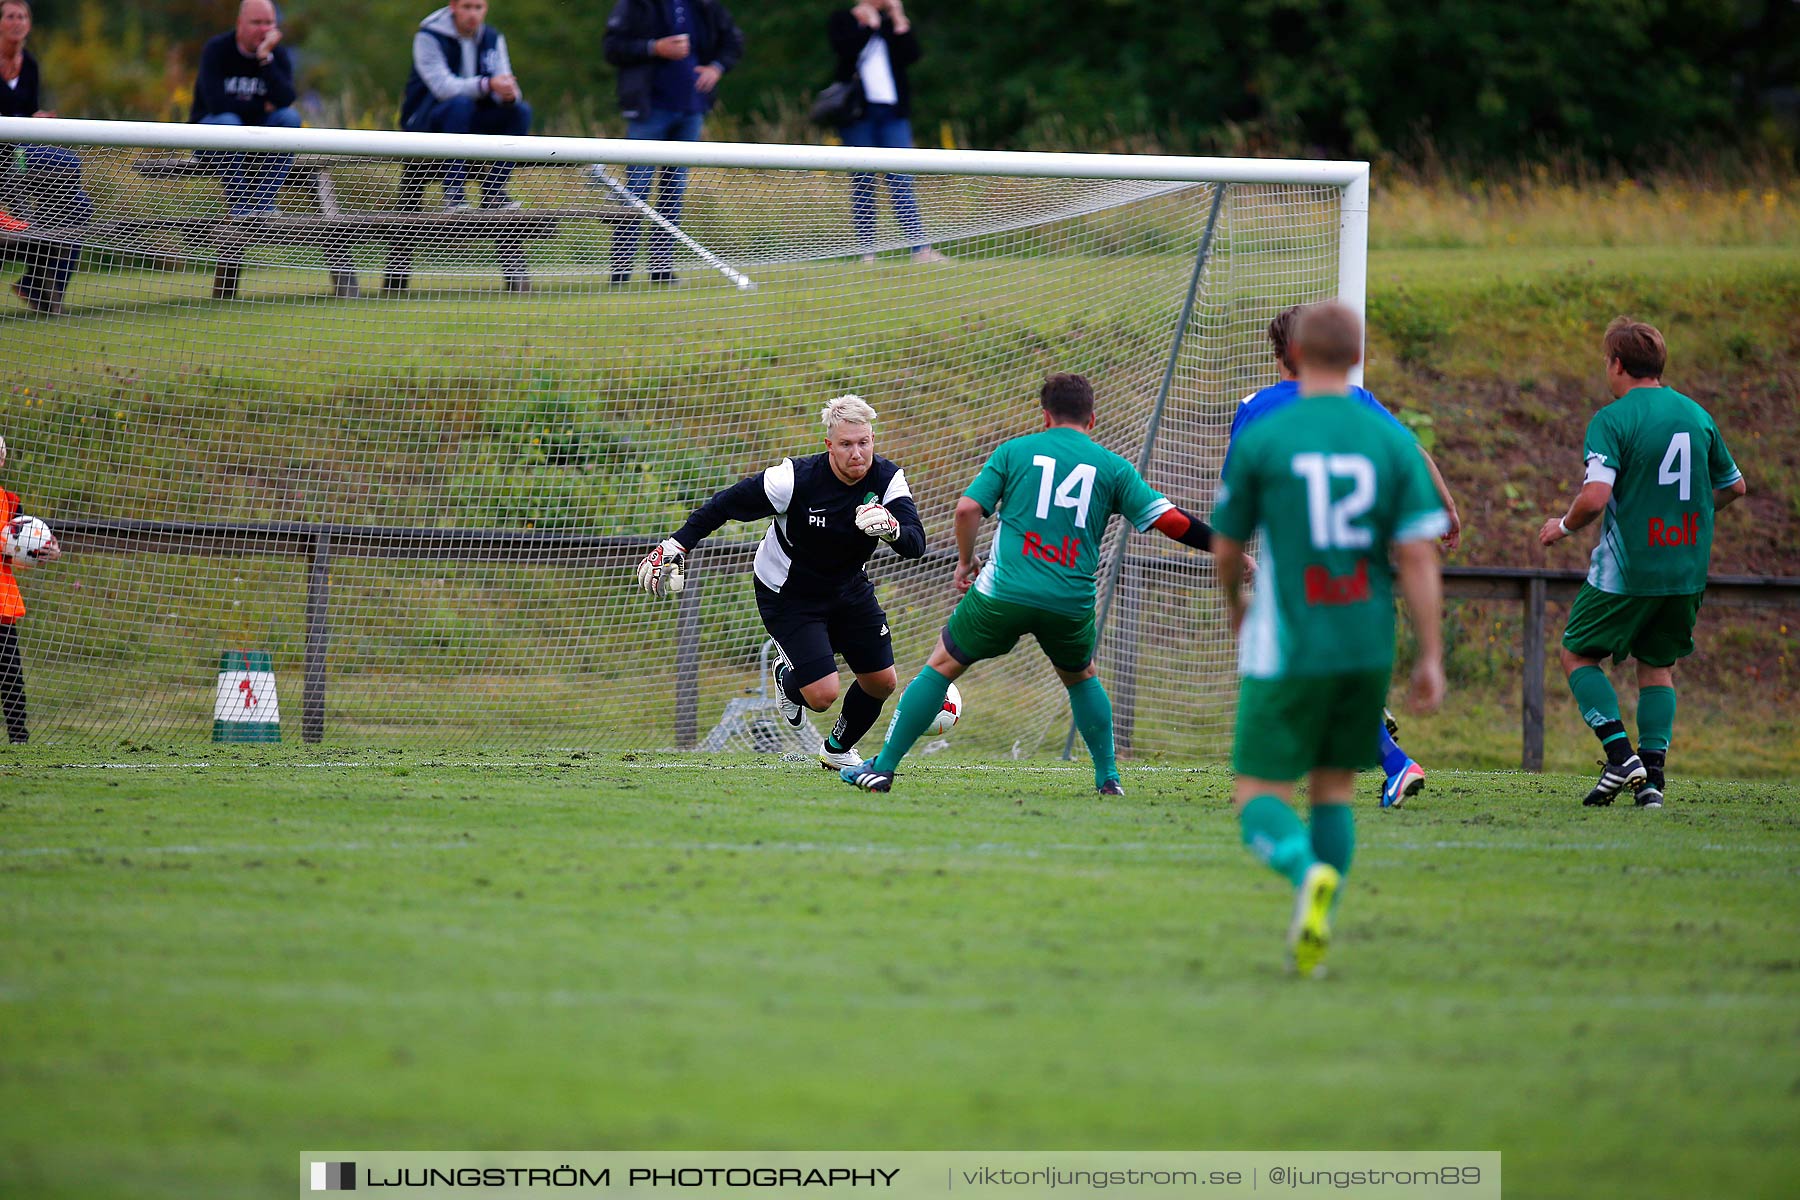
top-left (1032, 455), bottom-right (1096, 528)
top-left (1292, 452), bottom-right (1375, 550)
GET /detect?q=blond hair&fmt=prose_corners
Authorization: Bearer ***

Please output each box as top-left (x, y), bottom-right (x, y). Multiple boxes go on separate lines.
top-left (820, 393), bottom-right (877, 434)
top-left (1292, 301), bottom-right (1364, 371)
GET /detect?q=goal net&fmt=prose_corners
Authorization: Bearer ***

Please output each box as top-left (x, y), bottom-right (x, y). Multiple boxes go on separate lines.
top-left (0, 119), bottom-right (1364, 759)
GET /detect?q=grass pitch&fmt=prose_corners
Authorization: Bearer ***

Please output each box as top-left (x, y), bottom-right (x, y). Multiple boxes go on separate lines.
top-left (3, 755), bottom-right (1797, 1200)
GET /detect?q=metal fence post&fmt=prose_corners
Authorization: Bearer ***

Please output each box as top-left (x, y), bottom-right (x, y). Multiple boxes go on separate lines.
top-left (303, 529), bottom-right (331, 744)
top-left (1112, 562), bottom-right (1144, 758)
top-left (1521, 576), bottom-right (1547, 772)
top-left (674, 564), bottom-right (701, 750)
top-left (1064, 183), bottom-right (1229, 760)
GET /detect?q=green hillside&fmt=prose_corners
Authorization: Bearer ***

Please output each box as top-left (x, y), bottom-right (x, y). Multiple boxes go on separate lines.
top-left (3, 197), bottom-right (1796, 771)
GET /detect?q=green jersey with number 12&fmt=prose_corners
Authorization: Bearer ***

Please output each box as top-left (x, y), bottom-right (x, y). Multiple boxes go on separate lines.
top-left (1581, 386), bottom-right (1741, 596)
top-left (1210, 393), bottom-right (1447, 681)
top-left (962, 426), bottom-right (1173, 614)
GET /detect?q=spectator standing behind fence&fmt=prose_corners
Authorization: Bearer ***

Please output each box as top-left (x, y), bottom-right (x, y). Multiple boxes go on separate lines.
top-left (401, 0), bottom-right (532, 210)
top-left (189, 0), bottom-right (300, 217)
top-left (601, 0), bottom-right (744, 285)
top-left (1, 0), bottom-right (90, 316)
top-left (828, 0), bottom-right (944, 264)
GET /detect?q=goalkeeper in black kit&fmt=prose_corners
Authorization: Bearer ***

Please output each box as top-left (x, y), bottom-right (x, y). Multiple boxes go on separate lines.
top-left (636, 395), bottom-right (926, 768)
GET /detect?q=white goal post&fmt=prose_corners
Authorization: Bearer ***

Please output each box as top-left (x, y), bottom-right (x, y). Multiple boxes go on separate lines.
top-left (0, 117), bottom-right (1367, 758)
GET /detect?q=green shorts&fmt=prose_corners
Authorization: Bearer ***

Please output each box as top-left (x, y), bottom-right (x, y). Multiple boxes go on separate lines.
top-left (1232, 669), bottom-right (1390, 781)
top-left (942, 589), bottom-right (1096, 672)
top-left (1561, 585), bottom-right (1704, 668)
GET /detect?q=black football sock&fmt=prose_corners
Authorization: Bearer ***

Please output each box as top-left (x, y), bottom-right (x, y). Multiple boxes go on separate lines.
top-left (826, 682), bottom-right (886, 752)
top-left (1593, 720), bottom-right (1636, 767)
top-left (778, 666), bottom-right (806, 708)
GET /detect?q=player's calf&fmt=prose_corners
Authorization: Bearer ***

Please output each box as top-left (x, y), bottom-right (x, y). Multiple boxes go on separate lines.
top-left (1566, 665), bottom-right (1646, 806)
top-left (770, 646), bottom-right (805, 729)
top-left (818, 677), bottom-right (892, 768)
top-left (798, 675), bottom-right (843, 712)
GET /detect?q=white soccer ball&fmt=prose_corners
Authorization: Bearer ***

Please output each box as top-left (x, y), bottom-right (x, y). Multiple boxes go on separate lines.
top-left (927, 682), bottom-right (963, 735)
top-left (2, 515), bottom-right (57, 570)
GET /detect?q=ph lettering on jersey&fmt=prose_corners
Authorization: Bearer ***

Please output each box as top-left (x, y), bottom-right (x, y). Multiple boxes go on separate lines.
top-left (1303, 560), bottom-right (1371, 606)
top-left (1647, 512), bottom-right (1699, 547)
top-left (1021, 531), bottom-right (1080, 566)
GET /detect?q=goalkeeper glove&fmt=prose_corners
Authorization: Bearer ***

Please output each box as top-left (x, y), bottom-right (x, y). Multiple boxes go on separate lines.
top-left (854, 502), bottom-right (900, 543)
top-left (636, 537), bottom-right (687, 599)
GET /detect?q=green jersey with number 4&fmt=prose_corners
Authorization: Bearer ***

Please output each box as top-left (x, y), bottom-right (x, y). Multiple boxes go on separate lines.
top-left (962, 425), bottom-right (1174, 614)
top-left (1581, 386), bottom-right (1741, 596)
top-left (1210, 393), bottom-right (1447, 681)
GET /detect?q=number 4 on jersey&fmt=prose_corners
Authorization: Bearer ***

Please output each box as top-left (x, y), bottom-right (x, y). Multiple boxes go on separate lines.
top-left (1658, 431), bottom-right (1691, 502)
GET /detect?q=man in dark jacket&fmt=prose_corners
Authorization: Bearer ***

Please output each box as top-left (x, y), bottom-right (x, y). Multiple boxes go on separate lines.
top-left (400, 0), bottom-right (532, 210)
top-left (190, 0), bottom-right (300, 216)
top-left (826, 0), bottom-right (944, 261)
top-left (600, 0), bottom-right (744, 284)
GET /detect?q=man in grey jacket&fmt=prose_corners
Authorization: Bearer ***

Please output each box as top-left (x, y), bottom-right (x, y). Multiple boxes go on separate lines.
top-left (400, 0), bottom-right (532, 209)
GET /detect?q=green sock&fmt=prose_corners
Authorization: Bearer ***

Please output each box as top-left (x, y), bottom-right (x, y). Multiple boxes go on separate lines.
top-left (1309, 804), bottom-right (1355, 878)
top-left (872, 666), bottom-right (951, 774)
top-left (1239, 794), bottom-right (1315, 887)
top-left (1637, 685), bottom-right (1676, 753)
top-left (1066, 676), bottom-right (1118, 787)
top-left (1568, 665), bottom-right (1630, 749)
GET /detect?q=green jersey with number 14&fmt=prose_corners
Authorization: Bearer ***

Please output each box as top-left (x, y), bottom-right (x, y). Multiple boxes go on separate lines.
top-left (962, 425), bottom-right (1174, 614)
top-left (1581, 386), bottom-right (1741, 596)
top-left (1210, 393), bottom-right (1447, 681)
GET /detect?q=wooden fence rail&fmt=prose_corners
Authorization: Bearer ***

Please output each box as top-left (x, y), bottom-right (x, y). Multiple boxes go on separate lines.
top-left (1437, 566), bottom-right (1796, 770)
top-left (49, 518), bottom-right (1800, 762)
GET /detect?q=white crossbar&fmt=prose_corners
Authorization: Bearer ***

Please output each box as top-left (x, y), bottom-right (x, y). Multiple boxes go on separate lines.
top-left (1, 117), bottom-right (1369, 188)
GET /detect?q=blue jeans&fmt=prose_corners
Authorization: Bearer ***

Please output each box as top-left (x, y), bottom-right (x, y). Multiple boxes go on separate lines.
top-left (198, 107), bottom-right (302, 214)
top-left (613, 108), bottom-right (705, 277)
top-left (406, 96), bottom-right (534, 205)
top-left (13, 144), bottom-right (91, 306)
top-left (839, 104), bottom-right (926, 252)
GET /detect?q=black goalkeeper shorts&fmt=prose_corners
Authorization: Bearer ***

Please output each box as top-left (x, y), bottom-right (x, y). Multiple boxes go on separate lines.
top-left (754, 580), bottom-right (894, 685)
